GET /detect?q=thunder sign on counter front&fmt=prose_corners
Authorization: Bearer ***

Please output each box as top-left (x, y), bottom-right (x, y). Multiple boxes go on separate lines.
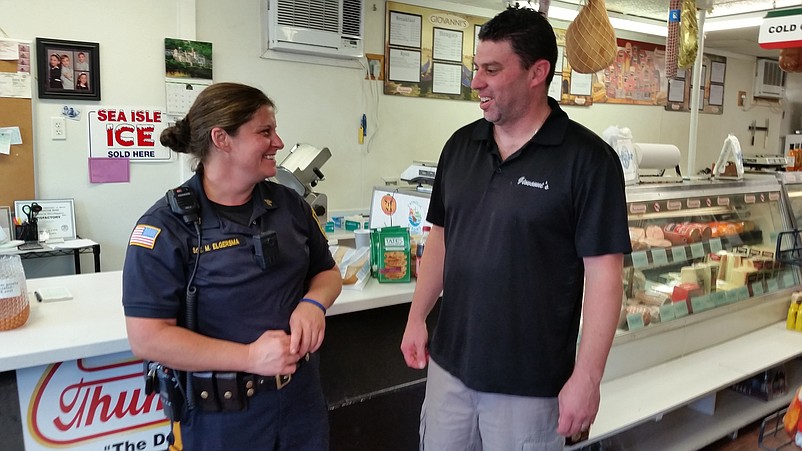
top-left (16, 351), bottom-right (171, 450)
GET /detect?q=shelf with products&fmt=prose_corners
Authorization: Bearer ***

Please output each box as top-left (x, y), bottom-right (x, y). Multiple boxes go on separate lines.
top-left (617, 177), bottom-right (798, 335)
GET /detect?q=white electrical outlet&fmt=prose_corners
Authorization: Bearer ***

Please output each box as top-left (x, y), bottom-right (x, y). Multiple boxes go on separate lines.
top-left (51, 117), bottom-right (66, 140)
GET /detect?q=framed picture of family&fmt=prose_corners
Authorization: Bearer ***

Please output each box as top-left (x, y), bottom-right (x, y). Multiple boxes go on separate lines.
top-left (36, 38), bottom-right (100, 101)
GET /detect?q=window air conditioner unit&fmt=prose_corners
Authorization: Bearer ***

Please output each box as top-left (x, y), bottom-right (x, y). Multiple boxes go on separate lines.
top-left (266, 0), bottom-right (364, 60)
top-left (753, 58), bottom-right (785, 99)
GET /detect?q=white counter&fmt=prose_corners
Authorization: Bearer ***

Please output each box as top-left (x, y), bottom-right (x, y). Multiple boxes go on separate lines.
top-left (5, 270), bottom-right (799, 449)
top-left (580, 322), bottom-right (802, 449)
top-left (0, 271), bottom-right (414, 372)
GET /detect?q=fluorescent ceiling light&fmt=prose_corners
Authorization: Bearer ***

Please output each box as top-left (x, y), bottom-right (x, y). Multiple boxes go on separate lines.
top-left (546, 5), bottom-right (667, 37)
top-left (704, 12), bottom-right (765, 32)
top-left (609, 17), bottom-right (667, 37)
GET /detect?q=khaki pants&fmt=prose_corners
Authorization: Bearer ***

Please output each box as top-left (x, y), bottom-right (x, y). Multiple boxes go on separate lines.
top-left (420, 359), bottom-right (565, 451)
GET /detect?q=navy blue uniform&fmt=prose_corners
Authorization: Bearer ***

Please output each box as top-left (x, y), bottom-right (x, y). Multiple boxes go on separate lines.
top-left (427, 97), bottom-right (631, 397)
top-left (122, 173), bottom-right (335, 449)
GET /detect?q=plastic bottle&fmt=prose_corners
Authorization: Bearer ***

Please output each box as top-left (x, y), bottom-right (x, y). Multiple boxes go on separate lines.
top-left (794, 305), bottom-right (802, 332)
top-left (788, 300), bottom-right (799, 330)
top-left (416, 226), bottom-right (431, 277)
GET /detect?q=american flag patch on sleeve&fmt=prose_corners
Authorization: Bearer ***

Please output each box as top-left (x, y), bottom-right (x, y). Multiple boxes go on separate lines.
top-left (129, 224), bottom-right (161, 249)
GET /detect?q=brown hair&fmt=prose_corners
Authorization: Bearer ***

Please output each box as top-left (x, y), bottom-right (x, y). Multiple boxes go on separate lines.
top-left (160, 82), bottom-right (275, 171)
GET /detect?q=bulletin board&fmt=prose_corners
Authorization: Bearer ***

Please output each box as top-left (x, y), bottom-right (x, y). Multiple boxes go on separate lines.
top-left (0, 42), bottom-right (35, 209)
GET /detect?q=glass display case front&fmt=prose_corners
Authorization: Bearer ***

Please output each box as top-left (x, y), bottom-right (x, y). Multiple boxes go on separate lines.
top-left (619, 175), bottom-right (798, 335)
top-left (778, 172), bottom-right (802, 228)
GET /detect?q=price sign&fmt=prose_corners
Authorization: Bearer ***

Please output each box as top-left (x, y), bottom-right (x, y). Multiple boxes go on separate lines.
top-left (632, 251), bottom-right (649, 268)
top-left (652, 249), bottom-right (669, 266)
top-left (690, 243), bottom-right (705, 259)
top-left (767, 279), bottom-right (779, 293)
top-left (659, 304), bottom-right (676, 322)
top-left (627, 313), bottom-right (646, 330)
top-left (672, 246), bottom-right (688, 263)
top-left (674, 301), bottom-right (690, 317)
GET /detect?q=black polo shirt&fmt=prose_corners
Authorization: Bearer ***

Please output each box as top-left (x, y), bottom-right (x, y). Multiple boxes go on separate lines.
top-left (427, 97), bottom-right (631, 397)
top-left (122, 173), bottom-right (335, 344)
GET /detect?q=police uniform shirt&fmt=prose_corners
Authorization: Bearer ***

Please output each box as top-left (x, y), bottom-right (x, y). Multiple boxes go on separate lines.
top-left (122, 173), bottom-right (335, 344)
top-left (426, 97), bottom-right (632, 397)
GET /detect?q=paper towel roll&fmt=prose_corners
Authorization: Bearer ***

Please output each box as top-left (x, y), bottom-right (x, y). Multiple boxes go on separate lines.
top-left (634, 143), bottom-right (681, 169)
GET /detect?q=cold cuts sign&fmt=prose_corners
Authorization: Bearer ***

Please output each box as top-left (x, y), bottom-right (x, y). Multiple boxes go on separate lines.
top-left (759, 8), bottom-right (802, 49)
top-left (88, 108), bottom-right (172, 162)
top-left (17, 352), bottom-right (171, 450)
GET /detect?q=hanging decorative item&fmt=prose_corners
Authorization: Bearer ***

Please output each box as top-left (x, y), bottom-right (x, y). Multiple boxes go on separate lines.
top-left (665, 0), bottom-right (681, 79)
top-left (538, 0), bottom-right (550, 16)
top-left (564, 0), bottom-right (616, 74)
top-left (780, 47), bottom-right (801, 73)
top-left (0, 255), bottom-right (30, 331)
top-left (678, 0), bottom-right (698, 69)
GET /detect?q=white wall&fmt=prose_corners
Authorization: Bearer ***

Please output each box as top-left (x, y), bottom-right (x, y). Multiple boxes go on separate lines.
top-left (0, 0), bottom-right (795, 272)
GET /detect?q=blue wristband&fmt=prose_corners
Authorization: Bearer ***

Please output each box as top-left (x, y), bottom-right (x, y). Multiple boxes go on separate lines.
top-left (301, 297), bottom-right (326, 314)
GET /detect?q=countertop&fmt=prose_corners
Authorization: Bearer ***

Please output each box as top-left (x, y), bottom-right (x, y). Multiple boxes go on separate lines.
top-left (0, 271), bottom-right (415, 372)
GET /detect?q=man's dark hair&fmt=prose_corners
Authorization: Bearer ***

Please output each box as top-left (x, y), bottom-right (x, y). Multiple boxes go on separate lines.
top-left (478, 6), bottom-right (558, 85)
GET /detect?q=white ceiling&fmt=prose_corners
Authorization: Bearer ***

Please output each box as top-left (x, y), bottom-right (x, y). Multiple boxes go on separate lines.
top-left (448, 0), bottom-right (802, 58)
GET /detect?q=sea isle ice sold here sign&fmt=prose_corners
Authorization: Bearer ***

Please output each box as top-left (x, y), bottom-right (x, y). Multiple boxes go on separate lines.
top-left (88, 108), bottom-right (172, 162)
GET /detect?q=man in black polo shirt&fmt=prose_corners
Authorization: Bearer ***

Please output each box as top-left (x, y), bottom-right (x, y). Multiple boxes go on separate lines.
top-left (401, 6), bottom-right (631, 450)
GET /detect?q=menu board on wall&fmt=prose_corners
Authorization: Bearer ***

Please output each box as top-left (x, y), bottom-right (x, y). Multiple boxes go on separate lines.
top-left (384, 1), bottom-right (488, 101)
top-left (664, 54), bottom-right (726, 115)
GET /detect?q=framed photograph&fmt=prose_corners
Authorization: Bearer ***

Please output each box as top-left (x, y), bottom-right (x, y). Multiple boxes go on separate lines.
top-left (0, 206), bottom-right (11, 244)
top-left (36, 38), bottom-right (100, 101)
top-left (14, 199), bottom-right (76, 240)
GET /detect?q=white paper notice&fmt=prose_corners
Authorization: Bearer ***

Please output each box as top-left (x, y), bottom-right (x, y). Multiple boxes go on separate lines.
top-left (548, 75), bottom-right (563, 99)
top-left (0, 127), bottom-right (22, 145)
top-left (709, 84), bottom-right (724, 106)
top-left (433, 28), bottom-right (463, 62)
top-left (555, 47), bottom-right (564, 72)
top-left (0, 39), bottom-right (20, 60)
top-left (389, 48), bottom-right (421, 83)
top-left (569, 71), bottom-right (592, 96)
top-left (0, 133), bottom-right (10, 155)
top-left (389, 12), bottom-right (422, 48)
top-left (433, 62), bottom-right (461, 95)
top-left (0, 72), bottom-right (32, 98)
top-left (668, 78), bottom-right (685, 102)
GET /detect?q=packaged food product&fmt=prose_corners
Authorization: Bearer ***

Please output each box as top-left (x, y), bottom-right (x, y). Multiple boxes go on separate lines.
top-left (373, 227), bottom-right (411, 283)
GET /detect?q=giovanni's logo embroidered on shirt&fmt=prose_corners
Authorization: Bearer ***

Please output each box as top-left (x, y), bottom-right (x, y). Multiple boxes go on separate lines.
top-left (517, 176), bottom-right (549, 190)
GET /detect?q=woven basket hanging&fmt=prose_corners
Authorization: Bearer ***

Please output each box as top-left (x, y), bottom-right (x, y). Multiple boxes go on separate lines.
top-left (564, 0), bottom-right (617, 74)
top-left (0, 255), bottom-right (30, 331)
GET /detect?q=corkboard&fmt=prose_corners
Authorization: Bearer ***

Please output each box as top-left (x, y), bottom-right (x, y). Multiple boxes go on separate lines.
top-left (0, 57), bottom-right (35, 209)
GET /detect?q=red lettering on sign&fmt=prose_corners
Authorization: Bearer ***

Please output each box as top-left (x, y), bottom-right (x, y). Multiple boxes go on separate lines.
top-left (115, 124), bottom-right (136, 147)
top-left (136, 125), bottom-right (155, 147)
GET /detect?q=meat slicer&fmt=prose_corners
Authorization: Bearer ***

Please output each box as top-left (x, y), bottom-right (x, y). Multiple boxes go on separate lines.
top-left (273, 143), bottom-right (332, 222)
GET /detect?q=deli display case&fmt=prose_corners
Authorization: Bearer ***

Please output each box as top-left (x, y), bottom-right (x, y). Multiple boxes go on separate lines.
top-left (618, 175), bottom-right (798, 340)
top-left (577, 175), bottom-right (802, 450)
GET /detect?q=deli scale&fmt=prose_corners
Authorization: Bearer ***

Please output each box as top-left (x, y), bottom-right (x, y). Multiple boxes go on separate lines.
top-left (273, 143), bottom-right (332, 222)
top-left (400, 160), bottom-right (437, 192)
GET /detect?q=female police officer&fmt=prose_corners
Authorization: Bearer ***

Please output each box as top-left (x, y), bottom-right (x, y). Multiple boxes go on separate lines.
top-left (122, 82), bottom-right (342, 450)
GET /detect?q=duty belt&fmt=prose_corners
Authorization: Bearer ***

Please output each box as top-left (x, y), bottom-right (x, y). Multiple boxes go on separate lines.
top-left (192, 353), bottom-right (310, 412)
